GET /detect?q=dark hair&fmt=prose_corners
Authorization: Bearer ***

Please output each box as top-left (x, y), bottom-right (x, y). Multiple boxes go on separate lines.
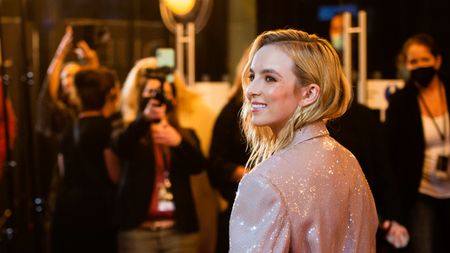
top-left (74, 67), bottom-right (117, 111)
top-left (400, 33), bottom-right (441, 64)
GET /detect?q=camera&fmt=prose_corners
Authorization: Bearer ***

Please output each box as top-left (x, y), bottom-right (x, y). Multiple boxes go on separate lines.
top-left (144, 66), bottom-right (173, 83)
top-left (143, 66), bottom-right (173, 106)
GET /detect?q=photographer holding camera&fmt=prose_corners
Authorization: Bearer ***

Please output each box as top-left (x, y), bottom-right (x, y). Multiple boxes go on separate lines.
top-left (114, 57), bottom-right (206, 253)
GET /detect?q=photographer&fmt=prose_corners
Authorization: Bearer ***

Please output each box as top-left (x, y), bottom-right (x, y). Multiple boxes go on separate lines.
top-left (114, 58), bottom-right (206, 253)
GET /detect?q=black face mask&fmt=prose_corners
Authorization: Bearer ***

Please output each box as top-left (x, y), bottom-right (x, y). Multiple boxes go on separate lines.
top-left (410, 67), bottom-right (436, 88)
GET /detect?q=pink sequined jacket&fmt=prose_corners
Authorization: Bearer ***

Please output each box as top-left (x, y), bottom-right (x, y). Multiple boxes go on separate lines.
top-left (229, 121), bottom-right (378, 253)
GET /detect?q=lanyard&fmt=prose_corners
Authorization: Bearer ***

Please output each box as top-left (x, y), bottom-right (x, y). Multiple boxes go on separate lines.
top-left (418, 85), bottom-right (447, 142)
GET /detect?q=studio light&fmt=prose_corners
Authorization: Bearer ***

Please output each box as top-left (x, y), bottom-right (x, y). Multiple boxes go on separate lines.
top-left (160, 0), bottom-right (213, 86)
top-left (164, 0), bottom-right (196, 16)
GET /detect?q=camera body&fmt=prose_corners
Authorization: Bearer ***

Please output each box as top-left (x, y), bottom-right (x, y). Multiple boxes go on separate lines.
top-left (143, 66), bottom-right (173, 106)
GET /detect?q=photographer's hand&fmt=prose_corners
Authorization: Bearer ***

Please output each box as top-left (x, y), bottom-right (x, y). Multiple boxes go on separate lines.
top-left (142, 99), bottom-right (166, 122)
top-left (152, 120), bottom-right (182, 147)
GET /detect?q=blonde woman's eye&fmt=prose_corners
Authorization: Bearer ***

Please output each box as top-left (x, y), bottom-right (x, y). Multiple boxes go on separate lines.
top-left (265, 76), bottom-right (276, 82)
top-left (248, 73), bottom-right (255, 81)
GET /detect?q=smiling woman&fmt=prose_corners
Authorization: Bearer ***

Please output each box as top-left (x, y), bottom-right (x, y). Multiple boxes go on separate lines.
top-left (229, 29), bottom-right (378, 253)
top-left (246, 44), bottom-right (303, 135)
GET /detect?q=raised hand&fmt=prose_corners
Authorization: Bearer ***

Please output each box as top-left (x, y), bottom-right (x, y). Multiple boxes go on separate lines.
top-left (74, 40), bottom-right (99, 68)
top-left (383, 220), bottom-right (409, 248)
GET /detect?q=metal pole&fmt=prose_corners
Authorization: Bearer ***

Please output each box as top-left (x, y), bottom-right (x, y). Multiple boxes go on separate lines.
top-left (342, 12), bottom-right (352, 86)
top-left (176, 23), bottom-right (184, 77)
top-left (358, 11), bottom-right (367, 104)
top-left (187, 22), bottom-right (195, 86)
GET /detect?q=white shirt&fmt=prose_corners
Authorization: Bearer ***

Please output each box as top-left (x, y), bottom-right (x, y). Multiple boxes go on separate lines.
top-left (419, 112), bottom-right (450, 198)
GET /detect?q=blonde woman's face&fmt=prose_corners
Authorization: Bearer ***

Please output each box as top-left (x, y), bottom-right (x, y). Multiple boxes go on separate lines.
top-left (246, 44), bottom-right (302, 135)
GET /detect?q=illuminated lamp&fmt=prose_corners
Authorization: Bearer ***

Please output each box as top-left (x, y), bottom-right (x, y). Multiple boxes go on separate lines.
top-left (160, 0), bottom-right (213, 86)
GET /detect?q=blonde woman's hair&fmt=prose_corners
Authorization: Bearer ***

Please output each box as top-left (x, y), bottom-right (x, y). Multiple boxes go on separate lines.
top-left (241, 29), bottom-right (352, 169)
top-left (121, 57), bottom-right (199, 129)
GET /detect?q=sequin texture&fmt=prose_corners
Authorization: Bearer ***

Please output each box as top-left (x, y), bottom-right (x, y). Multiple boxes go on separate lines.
top-left (229, 121), bottom-right (378, 252)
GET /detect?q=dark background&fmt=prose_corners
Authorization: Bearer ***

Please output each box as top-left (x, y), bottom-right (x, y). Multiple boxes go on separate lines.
top-left (0, 0), bottom-right (449, 252)
top-left (257, 0), bottom-right (450, 79)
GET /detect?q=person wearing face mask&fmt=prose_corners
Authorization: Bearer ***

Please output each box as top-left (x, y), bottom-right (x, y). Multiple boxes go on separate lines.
top-left (385, 33), bottom-right (450, 253)
top-left (328, 12), bottom-right (362, 85)
top-left (329, 13), bottom-right (344, 55)
top-left (327, 12), bottom-right (410, 252)
top-left (113, 58), bottom-right (206, 253)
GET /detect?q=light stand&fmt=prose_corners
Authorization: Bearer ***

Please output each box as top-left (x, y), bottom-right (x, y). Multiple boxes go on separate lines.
top-left (175, 23), bottom-right (195, 86)
top-left (342, 10), bottom-right (367, 104)
top-left (159, 0), bottom-right (213, 86)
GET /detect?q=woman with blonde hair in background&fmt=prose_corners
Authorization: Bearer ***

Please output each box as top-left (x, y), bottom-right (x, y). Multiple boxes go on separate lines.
top-left (114, 57), bottom-right (207, 253)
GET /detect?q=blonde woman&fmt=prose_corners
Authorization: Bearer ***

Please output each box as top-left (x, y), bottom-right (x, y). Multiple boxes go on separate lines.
top-left (229, 29), bottom-right (378, 252)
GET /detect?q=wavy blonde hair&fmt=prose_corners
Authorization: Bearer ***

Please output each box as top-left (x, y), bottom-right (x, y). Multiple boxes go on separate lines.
top-left (121, 57), bottom-right (199, 129)
top-left (241, 29), bottom-right (352, 169)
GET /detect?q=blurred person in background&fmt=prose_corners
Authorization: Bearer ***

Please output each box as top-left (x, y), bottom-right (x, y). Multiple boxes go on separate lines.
top-left (386, 33), bottom-right (450, 253)
top-left (207, 49), bottom-right (250, 253)
top-left (327, 12), bottom-right (409, 252)
top-left (35, 25), bottom-right (102, 206)
top-left (0, 79), bottom-right (15, 180)
top-left (171, 71), bottom-right (218, 253)
top-left (51, 67), bottom-right (121, 253)
top-left (36, 26), bottom-right (100, 138)
top-left (114, 57), bottom-right (206, 253)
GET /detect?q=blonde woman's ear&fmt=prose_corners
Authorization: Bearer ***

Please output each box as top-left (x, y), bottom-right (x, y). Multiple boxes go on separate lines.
top-left (298, 83), bottom-right (320, 107)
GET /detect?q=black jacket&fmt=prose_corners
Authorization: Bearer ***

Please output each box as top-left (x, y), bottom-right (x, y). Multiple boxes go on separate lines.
top-left (113, 116), bottom-right (206, 232)
top-left (385, 80), bottom-right (450, 213)
top-left (328, 101), bottom-right (402, 222)
top-left (208, 97), bottom-right (249, 206)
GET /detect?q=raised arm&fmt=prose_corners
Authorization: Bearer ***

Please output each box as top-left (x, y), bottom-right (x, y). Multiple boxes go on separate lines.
top-left (47, 26), bottom-right (74, 100)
